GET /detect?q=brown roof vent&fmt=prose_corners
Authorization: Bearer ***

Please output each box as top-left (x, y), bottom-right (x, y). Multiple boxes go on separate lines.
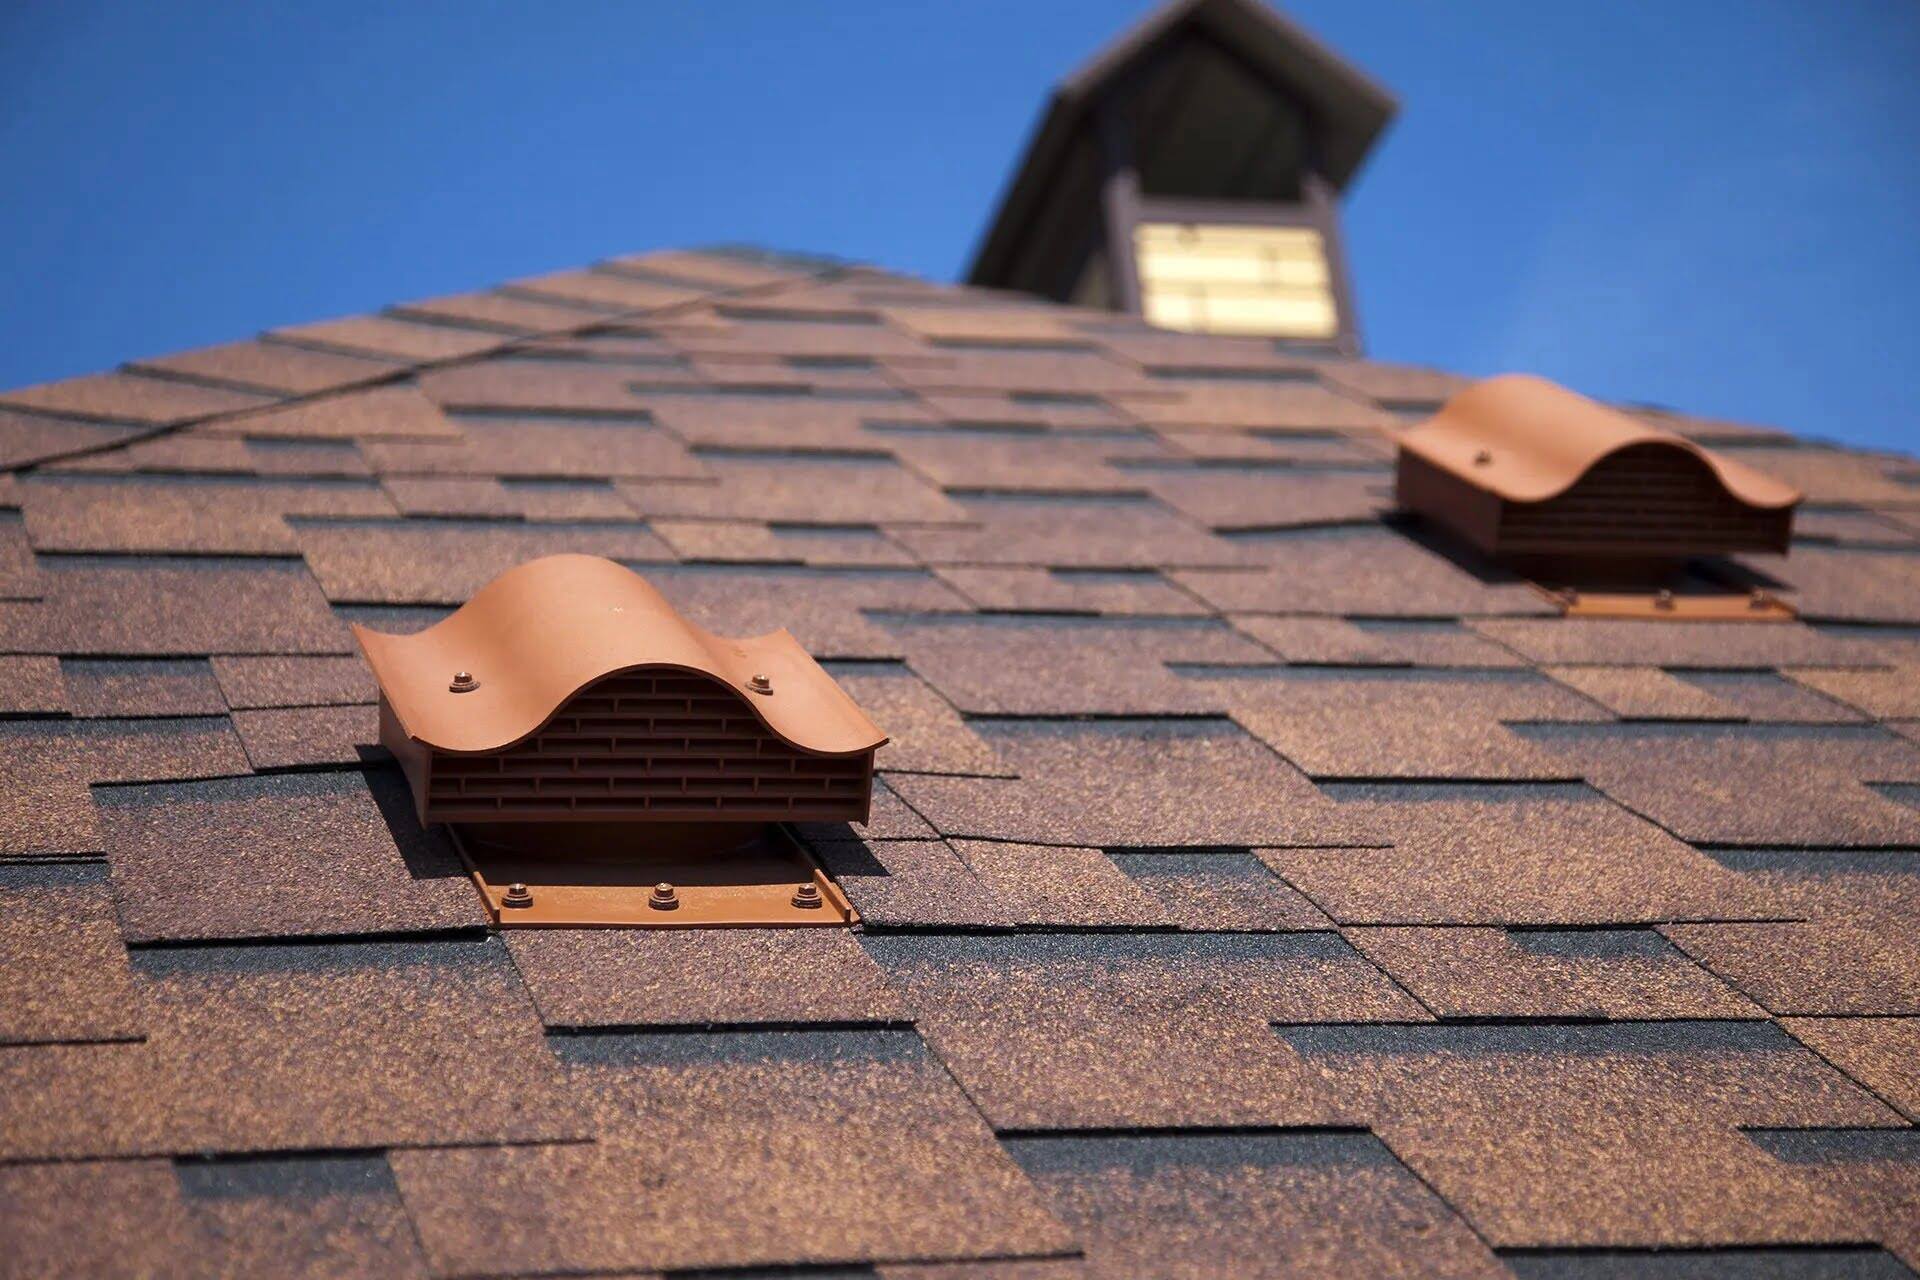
top-left (1395, 375), bottom-right (1802, 562)
top-left (351, 555), bottom-right (884, 926)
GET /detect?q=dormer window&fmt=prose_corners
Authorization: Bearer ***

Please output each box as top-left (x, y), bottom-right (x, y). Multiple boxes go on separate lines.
top-left (1396, 375), bottom-right (1804, 619)
top-left (353, 555), bottom-right (884, 926)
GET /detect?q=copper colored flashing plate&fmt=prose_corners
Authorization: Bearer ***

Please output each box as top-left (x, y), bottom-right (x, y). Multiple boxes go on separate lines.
top-left (353, 555), bottom-right (886, 758)
top-left (1539, 583), bottom-right (1798, 622)
top-left (1396, 374), bottom-right (1802, 559)
top-left (451, 823), bottom-right (855, 929)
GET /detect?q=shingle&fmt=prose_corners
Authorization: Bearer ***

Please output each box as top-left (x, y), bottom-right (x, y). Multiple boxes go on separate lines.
top-left (1203, 668), bottom-right (1606, 781)
top-left (865, 931), bottom-right (1423, 1130)
top-left (214, 384), bottom-right (462, 441)
top-left (1502, 1244), bottom-right (1916, 1279)
top-left (1518, 724), bottom-right (1920, 847)
top-left (0, 717), bottom-right (251, 858)
top-left (645, 564), bottom-right (968, 659)
top-left (1345, 926), bottom-right (1762, 1020)
top-left (292, 518), bottom-right (672, 604)
top-left (670, 315), bottom-right (935, 360)
top-left (886, 305), bottom-right (1090, 345)
top-left (210, 654), bottom-right (377, 709)
top-left (1154, 425), bottom-right (1382, 465)
top-left (365, 413), bottom-right (705, 481)
top-left (0, 370), bottom-right (273, 424)
top-left (417, 357), bottom-right (695, 413)
top-left (827, 664), bottom-right (1010, 776)
top-left (797, 776), bottom-right (938, 841)
top-left (652, 519), bottom-right (917, 567)
top-left (392, 290), bottom-right (605, 334)
top-left (1780, 1017), bottom-right (1920, 1119)
top-left (60, 657), bottom-right (226, 717)
top-left (1173, 526), bottom-right (1553, 617)
top-left (0, 556), bottom-right (351, 655)
top-left (919, 389), bottom-right (1137, 432)
top-left (232, 704), bottom-right (381, 769)
top-left (1266, 785), bottom-right (1779, 926)
top-left (1469, 616), bottom-right (1890, 668)
top-left (17, 474), bottom-right (395, 555)
top-left (1713, 447), bottom-right (1920, 506)
top-left (1091, 327), bottom-right (1321, 375)
top-left (0, 1159), bottom-right (208, 1279)
top-left (890, 718), bottom-right (1375, 848)
top-left (171, 1153), bottom-right (431, 1280)
top-left (1787, 665), bottom-right (1920, 719)
top-left (639, 390), bottom-right (932, 451)
top-left (0, 406), bottom-right (147, 469)
top-left (1741, 1130), bottom-right (1920, 1276)
top-left (932, 566), bottom-right (1210, 617)
top-left (1106, 850), bottom-right (1334, 930)
top-left (878, 428), bottom-right (1166, 495)
top-left (806, 837), bottom-right (1017, 930)
top-left (888, 493), bottom-right (1250, 569)
top-left (1139, 466), bottom-right (1390, 531)
top-left (97, 770), bottom-right (479, 944)
top-left (1234, 615), bottom-right (1528, 667)
top-left (1544, 666), bottom-right (1740, 720)
top-left (242, 436), bottom-right (374, 478)
top-left (952, 840), bottom-right (1168, 928)
top-left (0, 862), bottom-right (144, 1046)
top-left (132, 339), bottom-right (401, 395)
top-left (388, 1029), bottom-right (1074, 1275)
top-left (1006, 1131), bottom-right (1506, 1280)
top-left (1273, 1020), bottom-right (1902, 1248)
top-left (379, 474), bottom-right (522, 518)
top-left (879, 615), bottom-right (1267, 716)
top-left (271, 313), bottom-right (508, 362)
top-left (1114, 379), bottom-right (1392, 431)
top-left (43, 427), bottom-right (258, 475)
top-left (1318, 360), bottom-right (1470, 407)
top-left (1763, 547), bottom-right (1920, 625)
top-left (506, 267), bottom-right (706, 311)
top-left (883, 347), bottom-right (1159, 397)
top-left (504, 928), bottom-right (908, 1029)
top-left (1679, 671), bottom-right (1865, 723)
top-left (0, 653), bottom-right (68, 715)
top-left (502, 476), bottom-right (638, 521)
top-left (618, 247), bottom-right (812, 287)
top-left (0, 937), bottom-right (581, 1160)
top-left (0, 508), bottom-right (47, 598)
top-left (621, 455), bottom-right (967, 525)
top-left (1660, 851), bottom-right (1920, 1016)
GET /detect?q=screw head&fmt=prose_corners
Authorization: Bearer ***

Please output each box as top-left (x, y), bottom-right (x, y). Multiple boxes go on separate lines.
top-left (1559, 586), bottom-right (1580, 606)
top-left (502, 882), bottom-right (533, 909)
top-left (1654, 588), bottom-right (1675, 610)
top-left (791, 882), bottom-right (823, 909)
top-left (1472, 448), bottom-right (1493, 466)
top-left (1749, 588), bottom-right (1770, 610)
top-left (748, 673), bottom-right (773, 695)
top-left (449, 671), bottom-right (479, 693)
top-left (649, 882), bottom-right (680, 911)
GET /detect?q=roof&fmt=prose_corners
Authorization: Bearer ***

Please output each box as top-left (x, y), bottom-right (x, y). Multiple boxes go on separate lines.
top-left (2, 246), bottom-right (1920, 1276)
top-left (967, 0), bottom-right (1397, 292)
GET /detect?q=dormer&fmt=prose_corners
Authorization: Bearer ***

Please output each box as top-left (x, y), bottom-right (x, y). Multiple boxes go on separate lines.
top-left (967, 0), bottom-right (1395, 352)
top-left (352, 555), bottom-right (885, 926)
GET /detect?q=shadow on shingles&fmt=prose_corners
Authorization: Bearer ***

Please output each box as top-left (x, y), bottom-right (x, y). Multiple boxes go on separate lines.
top-left (362, 763), bottom-right (466, 883)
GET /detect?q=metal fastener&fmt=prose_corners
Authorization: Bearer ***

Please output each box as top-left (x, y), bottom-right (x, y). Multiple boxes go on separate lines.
top-left (1749, 589), bottom-right (1770, 610)
top-left (748, 673), bottom-right (774, 695)
top-left (1559, 586), bottom-right (1580, 606)
top-left (449, 671), bottom-right (479, 693)
top-left (791, 882), bottom-right (823, 909)
top-left (649, 882), bottom-right (680, 911)
top-left (502, 882), bottom-right (533, 909)
top-left (1472, 448), bottom-right (1493, 466)
top-left (1654, 588), bottom-right (1675, 610)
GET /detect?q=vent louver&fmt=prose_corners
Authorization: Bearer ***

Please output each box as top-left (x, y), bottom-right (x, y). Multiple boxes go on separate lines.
top-left (351, 555), bottom-right (884, 927)
top-left (1395, 375), bottom-right (1801, 563)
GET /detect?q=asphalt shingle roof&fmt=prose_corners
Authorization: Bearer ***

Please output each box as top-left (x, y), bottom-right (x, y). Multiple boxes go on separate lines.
top-left (1, 247), bottom-right (1918, 1276)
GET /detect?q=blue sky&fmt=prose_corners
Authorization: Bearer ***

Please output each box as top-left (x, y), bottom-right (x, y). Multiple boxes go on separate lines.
top-left (2, 1), bottom-right (1916, 453)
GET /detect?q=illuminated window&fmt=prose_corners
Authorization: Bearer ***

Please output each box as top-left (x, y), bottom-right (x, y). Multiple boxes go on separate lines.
top-left (1133, 222), bottom-right (1337, 339)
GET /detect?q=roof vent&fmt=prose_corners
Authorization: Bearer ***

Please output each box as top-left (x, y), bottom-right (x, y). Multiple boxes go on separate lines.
top-left (1395, 375), bottom-right (1803, 618)
top-left (352, 555), bottom-right (884, 926)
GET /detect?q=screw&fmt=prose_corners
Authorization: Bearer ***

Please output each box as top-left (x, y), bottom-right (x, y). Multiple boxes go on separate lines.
top-left (449, 671), bottom-right (479, 693)
top-left (791, 882), bottom-right (823, 909)
top-left (1654, 588), bottom-right (1675, 610)
top-left (1559, 586), bottom-right (1580, 606)
top-left (1472, 448), bottom-right (1493, 466)
top-left (748, 673), bottom-right (773, 695)
top-left (502, 882), bottom-right (533, 909)
top-left (1749, 589), bottom-right (1770, 610)
top-left (649, 882), bottom-right (679, 911)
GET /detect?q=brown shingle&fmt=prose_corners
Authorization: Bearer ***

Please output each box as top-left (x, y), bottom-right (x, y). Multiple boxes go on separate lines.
top-left (505, 267), bottom-right (706, 311)
top-left (364, 413), bottom-right (705, 481)
top-left (97, 770), bottom-right (478, 943)
top-left (131, 339), bottom-right (401, 395)
top-left (952, 839), bottom-right (1168, 928)
top-left (231, 703), bottom-right (380, 769)
top-left (866, 931), bottom-right (1422, 1130)
top-left (504, 928), bottom-right (909, 1029)
top-left (1007, 1131), bottom-right (1505, 1280)
top-left (1745, 1130), bottom-right (1920, 1274)
top-left (214, 384), bottom-right (462, 441)
top-left (271, 313), bottom-right (508, 362)
top-left (17, 474), bottom-right (396, 555)
top-left (889, 493), bottom-right (1250, 569)
top-left (388, 1029), bottom-right (1074, 1274)
top-left (0, 862), bottom-right (144, 1046)
top-left (887, 719), bottom-right (1375, 848)
top-left (61, 657), bottom-right (226, 717)
top-left (1141, 466), bottom-right (1390, 531)
top-left (0, 370), bottom-right (274, 424)
top-left (0, 938), bottom-right (582, 1160)
top-left (172, 1153), bottom-right (432, 1280)
top-left (933, 565), bottom-right (1209, 616)
top-left (644, 564), bottom-right (968, 659)
top-left (1107, 850), bottom-right (1334, 931)
top-left (292, 518), bottom-right (672, 604)
top-left (829, 663), bottom-right (1010, 776)
top-left (0, 653), bottom-right (68, 715)
top-left (1233, 615), bottom-right (1527, 668)
top-left (210, 654), bottom-right (377, 709)
top-left (391, 290), bottom-right (605, 334)
top-left (0, 1160), bottom-right (208, 1279)
top-left (1470, 616), bottom-right (1889, 668)
top-left (1781, 1017), bottom-right (1920, 1119)
top-left (806, 836), bottom-right (1017, 929)
top-left (620, 454), bottom-right (967, 525)
top-left (0, 406), bottom-right (147, 468)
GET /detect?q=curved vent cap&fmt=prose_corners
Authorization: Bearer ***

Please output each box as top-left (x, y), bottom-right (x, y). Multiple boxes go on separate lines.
top-left (1395, 375), bottom-right (1801, 561)
top-left (351, 555), bottom-right (887, 827)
